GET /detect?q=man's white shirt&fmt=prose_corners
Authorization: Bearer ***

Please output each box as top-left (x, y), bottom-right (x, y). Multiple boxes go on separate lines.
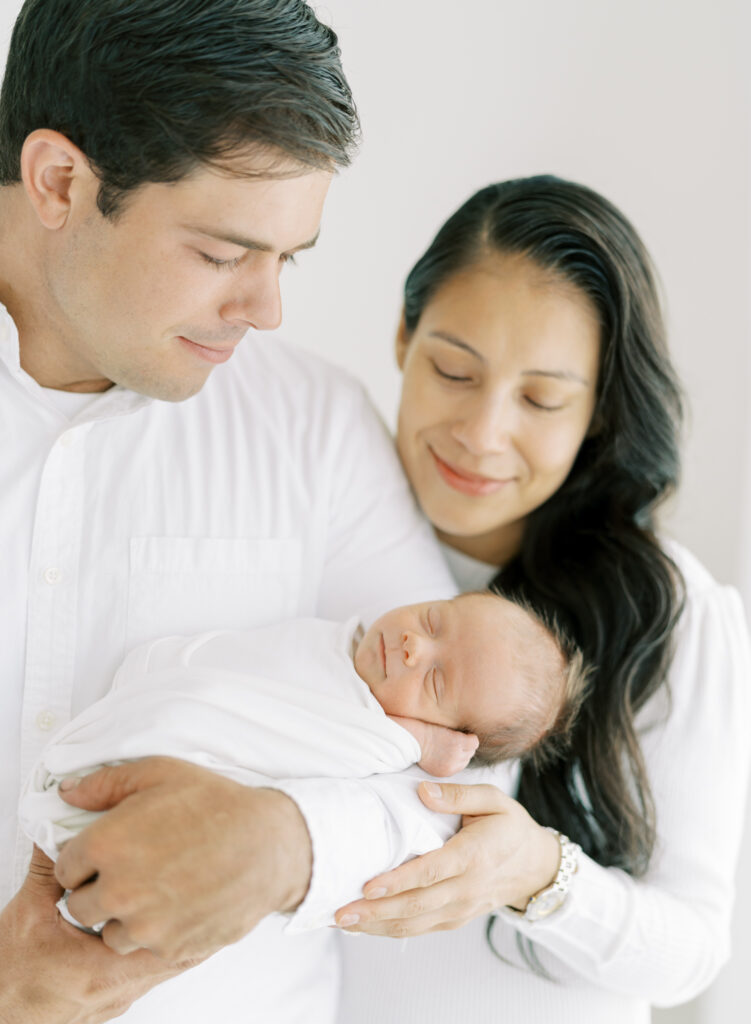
top-left (0, 306), bottom-right (463, 1022)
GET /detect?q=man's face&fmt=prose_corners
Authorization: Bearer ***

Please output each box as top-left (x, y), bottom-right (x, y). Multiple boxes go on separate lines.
top-left (37, 159), bottom-right (332, 398)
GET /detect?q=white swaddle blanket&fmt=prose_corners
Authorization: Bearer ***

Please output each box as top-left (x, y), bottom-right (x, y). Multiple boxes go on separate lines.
top-left (19, 617), bottom-right (420, 861)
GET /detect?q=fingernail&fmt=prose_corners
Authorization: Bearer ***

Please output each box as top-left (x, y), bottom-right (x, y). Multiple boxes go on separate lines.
top-left (423, 782), bottom-right (442, 799)
top-left (337, 914), bottom-right (360, 928)
top-left (364, 886), bottom-right (387, 899)
top-left (59, 778), bottom-right (79, 792)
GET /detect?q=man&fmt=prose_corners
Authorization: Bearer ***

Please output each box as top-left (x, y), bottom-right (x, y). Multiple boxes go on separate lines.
top-left (0, 1), bottom-right (455, 1020)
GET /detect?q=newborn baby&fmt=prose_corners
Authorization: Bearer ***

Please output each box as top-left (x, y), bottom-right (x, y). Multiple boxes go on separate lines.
top-left (20, 592), bottom-right (586, 868)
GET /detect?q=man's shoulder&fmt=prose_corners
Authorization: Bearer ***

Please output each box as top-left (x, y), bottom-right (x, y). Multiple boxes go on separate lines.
top-left (211, 332), bottom-right (367, 411)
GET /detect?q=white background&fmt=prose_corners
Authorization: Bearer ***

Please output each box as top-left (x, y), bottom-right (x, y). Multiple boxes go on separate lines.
top-left (2, 1), bottom-right (748, 1021)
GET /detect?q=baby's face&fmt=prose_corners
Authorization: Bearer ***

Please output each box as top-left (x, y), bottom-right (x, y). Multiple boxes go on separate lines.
top-left (354, 593), bottom-right (531, 733)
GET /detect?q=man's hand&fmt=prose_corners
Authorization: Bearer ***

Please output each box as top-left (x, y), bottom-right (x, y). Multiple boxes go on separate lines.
top-left (0, 845), bottom-right (200, 1024)
top-left (55, 757), bottom-right (312, 961)
top-left (334, 781), bottom-right (560, 937)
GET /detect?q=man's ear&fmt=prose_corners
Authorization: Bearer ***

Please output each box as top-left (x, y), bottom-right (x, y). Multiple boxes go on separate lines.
top-left (395, 309), bottom-right (412, 370)
top-left (20, 129), bottom-right (96, 230)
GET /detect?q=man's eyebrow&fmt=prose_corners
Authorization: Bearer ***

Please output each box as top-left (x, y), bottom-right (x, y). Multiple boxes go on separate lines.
top-left (185, 225), bottom-right (320, 256)
top-left (428, 331), bottom-right (486, 362)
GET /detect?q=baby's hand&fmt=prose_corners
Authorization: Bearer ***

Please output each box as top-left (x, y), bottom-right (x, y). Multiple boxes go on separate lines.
top-left (388, 716), bottom-right (479, 777)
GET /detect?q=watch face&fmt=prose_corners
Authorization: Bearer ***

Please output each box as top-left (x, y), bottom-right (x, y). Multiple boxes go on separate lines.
top-left (526, 888), bottom-right (565, 921)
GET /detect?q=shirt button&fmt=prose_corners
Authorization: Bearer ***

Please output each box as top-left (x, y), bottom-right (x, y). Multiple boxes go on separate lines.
top-left (43, 567), bottom-right (63, 585)
top-left (36, 710), bottom-right (57, 732)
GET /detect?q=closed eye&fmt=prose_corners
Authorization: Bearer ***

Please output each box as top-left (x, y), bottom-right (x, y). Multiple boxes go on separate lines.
top-left (199, 252), bottom-right (243, 271)
top-left (430, 666), bottom-right (445, 704)
top-left (431, 360), bottom-right (472, 383)
top-left (425, 607), bottom-right (435, 635)
top-left (524, 395), bottom-right (565, 412)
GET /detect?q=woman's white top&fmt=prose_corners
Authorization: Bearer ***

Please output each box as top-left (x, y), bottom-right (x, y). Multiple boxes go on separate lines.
top-left (337, 540), bottom-right (751, 1021)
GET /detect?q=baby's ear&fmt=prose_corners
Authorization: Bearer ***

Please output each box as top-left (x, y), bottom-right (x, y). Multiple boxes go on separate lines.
top-left (389, 716), bottom-right (479, 777)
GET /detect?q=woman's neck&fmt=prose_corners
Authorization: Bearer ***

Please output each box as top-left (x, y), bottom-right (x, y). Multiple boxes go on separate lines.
top-left (435, 519), bottom-right (525, 567)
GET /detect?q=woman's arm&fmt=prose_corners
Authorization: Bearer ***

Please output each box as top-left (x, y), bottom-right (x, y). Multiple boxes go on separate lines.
top-left (332, 573), bottom-right (751, 1006)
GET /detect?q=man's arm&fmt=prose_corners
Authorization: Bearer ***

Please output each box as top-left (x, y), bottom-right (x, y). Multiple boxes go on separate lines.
top-left (0, 845), bottom-right (203, 1024)
top-left (55, 758), bottom-right (311, 959)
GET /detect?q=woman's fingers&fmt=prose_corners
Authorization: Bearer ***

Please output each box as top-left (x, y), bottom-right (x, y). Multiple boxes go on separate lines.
top-left (417, 780), bottom-right (512, 817)
top-left (335, 878), bottom-right (482, 937)
top-left (364, 837), bottom-right (468, 902)
top-left (333, 782), bottom-right (523, 937)
top-left (352, 782), bottom-right (509, 905)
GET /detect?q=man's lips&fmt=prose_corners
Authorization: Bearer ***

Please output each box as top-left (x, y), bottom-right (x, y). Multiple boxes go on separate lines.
top-left (429, 447), bottom-right (512, 497)
top-left (178, 336), bottom-right (239, 364)
top-left (379, 633), bottom-right (387, 676)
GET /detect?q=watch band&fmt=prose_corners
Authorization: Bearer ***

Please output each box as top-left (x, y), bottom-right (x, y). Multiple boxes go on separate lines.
top-left (506, 828), bottom-right (580, 923)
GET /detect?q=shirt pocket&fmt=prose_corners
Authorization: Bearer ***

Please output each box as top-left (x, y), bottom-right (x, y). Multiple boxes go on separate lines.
top-left (125, 536), bottom-right (303, 650)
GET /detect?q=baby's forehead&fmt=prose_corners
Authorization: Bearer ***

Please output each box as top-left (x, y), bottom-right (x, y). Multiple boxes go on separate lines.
top-left (451, 591), bottom-right (527, 625)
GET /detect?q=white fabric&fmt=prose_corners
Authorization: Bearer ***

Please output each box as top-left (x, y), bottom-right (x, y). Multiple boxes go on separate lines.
top-left (1, 303), bottom-right (464, 1023)
top-left (337, 541), bottom-right (751, 1020)
top-left (19, 617), bottom-right (422, 875)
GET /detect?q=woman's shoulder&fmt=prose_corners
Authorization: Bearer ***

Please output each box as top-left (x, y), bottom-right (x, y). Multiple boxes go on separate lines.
top-left (639, 537), bottom-right (750, 727)
top-left (661, 536), bottom-right (739, 602)
top-left (659, 535), bottom-right (749, 674)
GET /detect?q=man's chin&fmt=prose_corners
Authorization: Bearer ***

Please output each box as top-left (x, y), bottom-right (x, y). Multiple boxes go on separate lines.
top-left (117, 368), bottom-right (214, 402)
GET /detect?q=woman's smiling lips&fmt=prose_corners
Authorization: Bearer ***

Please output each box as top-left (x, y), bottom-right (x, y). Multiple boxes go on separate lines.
top-left (429, 447), bottom-right (512, 497)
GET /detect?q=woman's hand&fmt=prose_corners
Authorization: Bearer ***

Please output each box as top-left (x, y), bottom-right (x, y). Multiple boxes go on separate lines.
top-left (334, 781), bottom-right (561, 937)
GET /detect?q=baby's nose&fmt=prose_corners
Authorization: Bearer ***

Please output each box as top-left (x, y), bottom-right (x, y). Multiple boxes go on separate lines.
top-left (401, 631), bottom-right (421, 666)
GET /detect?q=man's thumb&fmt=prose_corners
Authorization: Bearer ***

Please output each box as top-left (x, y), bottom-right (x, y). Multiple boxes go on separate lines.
top-left (24, 844), bottom-right (64, 899)
top-left (57, 761), bottom-right (148, 811)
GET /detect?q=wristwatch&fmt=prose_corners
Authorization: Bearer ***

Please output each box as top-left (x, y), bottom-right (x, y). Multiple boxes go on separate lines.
top-left (506, 828), bottom-right (580, 923)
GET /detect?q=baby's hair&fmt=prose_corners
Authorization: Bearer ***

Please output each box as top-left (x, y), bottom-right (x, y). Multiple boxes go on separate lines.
top-left (462, 590), bottom-right (591, 769)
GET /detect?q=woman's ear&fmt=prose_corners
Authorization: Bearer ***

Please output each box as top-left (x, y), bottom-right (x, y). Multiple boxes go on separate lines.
top-left (20, 129), bottom-right (96, 230)
top-left (395, 309), bottom-right (411, 370)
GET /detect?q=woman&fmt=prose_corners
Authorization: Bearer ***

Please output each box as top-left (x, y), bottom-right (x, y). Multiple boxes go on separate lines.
top-left (335, 176), bottom-right (751, 1021)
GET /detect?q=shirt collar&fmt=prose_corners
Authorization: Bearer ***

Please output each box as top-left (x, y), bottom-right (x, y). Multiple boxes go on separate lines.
top-left (0, 302), bottom-right (153, 420)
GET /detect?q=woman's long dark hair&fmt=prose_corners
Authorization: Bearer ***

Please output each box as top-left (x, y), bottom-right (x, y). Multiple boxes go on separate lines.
top-left (403, 176), bottom-right (685, 875)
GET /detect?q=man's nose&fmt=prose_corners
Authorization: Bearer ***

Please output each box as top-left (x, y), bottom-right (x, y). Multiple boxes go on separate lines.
top-left (219, 259), bottom-right (283, 331)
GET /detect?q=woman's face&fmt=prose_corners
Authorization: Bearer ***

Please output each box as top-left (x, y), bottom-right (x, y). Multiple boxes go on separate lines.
top-left (396, 252), bottom-right (601, 564)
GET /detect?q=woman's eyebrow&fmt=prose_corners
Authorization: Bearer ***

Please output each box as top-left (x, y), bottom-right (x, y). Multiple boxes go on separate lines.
top-left (428, 331), bottom-right (486, 363)
top-left (429, 332), bottom-right (590, 386)
top-left (522, 369), bottom-right (590, 386)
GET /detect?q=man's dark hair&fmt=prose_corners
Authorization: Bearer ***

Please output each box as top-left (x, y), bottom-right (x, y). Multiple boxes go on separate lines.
top-left (0, 0), bottom-right (359, 217)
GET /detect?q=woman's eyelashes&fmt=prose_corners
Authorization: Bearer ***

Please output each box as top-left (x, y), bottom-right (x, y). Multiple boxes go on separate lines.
top-left (430, 359), bottom-right (569, 410)
top-left (524, 395), bottom-right (566, 412)
top-left (430, 358), bottom-right (473, 383)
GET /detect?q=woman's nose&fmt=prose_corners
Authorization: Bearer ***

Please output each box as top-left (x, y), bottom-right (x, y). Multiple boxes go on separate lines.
top-left (451, 395), bottom-right (514, 455)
